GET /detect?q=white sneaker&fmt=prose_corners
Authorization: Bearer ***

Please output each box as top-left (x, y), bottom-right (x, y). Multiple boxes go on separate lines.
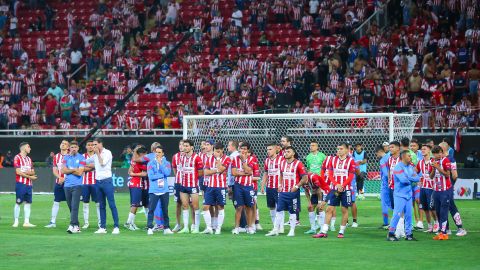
top-left (238, 227), bottom-right (247, 233)
top-left (67, 225), bottom-right (74, 233)
top-left (172, 224), bottom-right (181, 232)
top-left (45, 222), bottom-right (56, 228)
top-left (351, 222), bottom-right (359, 228)
top-left (256, 224), bottom-right (263, 231)
top-left (164, 228), bottom-right (174, 235)
top-left (94, 228), bottom-right (107, 234)
top-left (232, 228), bottom-right (239, 235)
top-left (72, 226), bottom-right (81, 234)
top-left (416, 221), bottom-right (424, 229)
top-left (112, 227), bottom-right (120, 235)
top-left (215, 227), bottom-right (222, 235)
top-left (126, 224), bottom-right (136, 231)
top-left (12, 221), bottom-right (19, 228)
top-left (132, 223), bottom-right (140, 230)
top-left (82, 223), bottom-right (89, 229)
top-left (23, 223), bottom-right (36, 228)
top-left (147, 228), bottom-right (154, 235)
top-left (202, 227), bottom-right (214, 234)
top-left (456, 228), bottom-right (467, 237)
top-left (287, 230), bottom-right (295, 237)
top-left (446, 230), bottom-right (452, 235)
top-left (246, 227), bottom-right (256, 234)
top-left (265, 229), bottom-right (279, 236)
top-left (191, 228), bottom-right (200, 234)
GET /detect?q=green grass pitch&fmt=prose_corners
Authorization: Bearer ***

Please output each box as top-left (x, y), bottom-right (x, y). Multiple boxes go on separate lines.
top-left (0, 194), bottom-right (479, 270)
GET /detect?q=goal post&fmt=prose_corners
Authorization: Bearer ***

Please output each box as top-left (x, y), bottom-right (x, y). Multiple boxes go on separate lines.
top-left (183, 113), bottom-right (420, 196)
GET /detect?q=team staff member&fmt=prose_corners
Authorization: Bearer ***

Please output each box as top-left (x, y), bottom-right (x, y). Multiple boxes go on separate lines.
top-left (146, 145), bottom-right (173, 235)
top-left (61, 141), bottom-right (86, 234)
top-left (13, 142), bottom-right (37, 228)
top-left (85, 138), bottom-right (120, 234)
top-left (376, 145), bottom-right (391, 229)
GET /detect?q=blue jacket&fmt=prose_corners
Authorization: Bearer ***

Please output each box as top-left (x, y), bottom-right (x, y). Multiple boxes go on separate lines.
top-left (147, 158), bottom-right (172, 194)
top-left (379, 154), bottom-right (390, 188)
top-left (393, 162), bottom-right (421, 199)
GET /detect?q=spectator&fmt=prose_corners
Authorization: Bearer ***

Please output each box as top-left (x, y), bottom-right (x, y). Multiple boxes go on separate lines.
top-left (79, 97), bottom-right (91, 125)
top-left (44, 82), bottom-right (63, 102)
top-left (45, 94), bottom-right (58, 126)
top-left (60, 89), bottom-right (74, 122)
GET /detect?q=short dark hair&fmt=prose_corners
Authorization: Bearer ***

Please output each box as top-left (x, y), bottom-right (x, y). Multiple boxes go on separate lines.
top-left (432, 145), bottom-right (444, 154)
top-left (355, 142), bottom-right (362, 147)
top-left (240, 142), bottom-right (251, 150)
top-left (70, 141), bottom-right (78, 146)
top-left (426, 138), bottom-right (434, 144)
top-left (136, 146), bottom-right (148, 154)
top-left (389, 141), bottom-right (400, 147)
top-left (86, 139), bottom-right (94, 143)
top-left (267, 142), bottom-right (277, 147)
top-left (400, 137), bottom-right (410, 147)
top-left (154, 145), bottom-right (164, 152)
top-left (375, 145), bottom-right (385, 153)
top-left (400, 150), bottom-right (411, 158)
top-left (214, 142), bottom-right (224, 150)
top-left (285, 146), bottom-right (296, 153)
top-left (19, 142), bottom-right (29, 149)
top-left (282, 136), bottom-right (293, 143)
top-left (183, 139), bottom-right (194, 147)
top-left (310, 140), bottom-right (319, 145)
top-left (442, 137), bottom-right (452, 146)
top-left (93, 138), bottom-right (103, 144)
top-left (421, 144), bottom-right (432, 149)
top-left (410, 138), bottom-right (419, 145)
top-left (338, 142), bottom-right (349, 148)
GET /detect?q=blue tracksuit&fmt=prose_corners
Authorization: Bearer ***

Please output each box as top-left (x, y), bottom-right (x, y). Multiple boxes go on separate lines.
top-left (388, 162), bottom-right (420, 236)
top-left (379, 154), bottom-right (391, 225)
top-left (146, 158), bottom-right (172, 229)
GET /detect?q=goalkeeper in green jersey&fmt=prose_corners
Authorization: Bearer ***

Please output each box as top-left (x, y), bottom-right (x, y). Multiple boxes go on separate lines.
top-left (305, 141), bottom-right (326, 174)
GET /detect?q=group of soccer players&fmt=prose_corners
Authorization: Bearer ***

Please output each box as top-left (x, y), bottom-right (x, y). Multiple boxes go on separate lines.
top-left (11, 135), bottom-right (466, 240)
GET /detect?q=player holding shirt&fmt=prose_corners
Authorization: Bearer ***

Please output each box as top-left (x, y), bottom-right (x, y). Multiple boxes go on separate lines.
top-left (315, 143), bottom-right (356, 239)
top-left (261, 143), bottom-right (285, 232)
top-left (202, 142), bottom-right (231, 234)
top-left (231, 142), bottom-right (257, 235)
top-left (124, 146), bottom-right (149, 230)
top-left (178, 139), bottom-right (204, 234)
top-left (81, 139), bottom-right (100, 229)
top-left (171, 140), bottom-right (184, 232)
top-left (46, 140), bottom-right (70, 228)
top-left (387, 150), bottom-right (420, 241)
top-left (304, 172), bottom-right (330, 234)
top-left (415, 144), bottom-right (439, 233)
top-left (376, 145), bottom-right (391, 229)
top-left (13, 142), bottom-right (38, 228)
top-left (266, 146), bottom-right (307, 237)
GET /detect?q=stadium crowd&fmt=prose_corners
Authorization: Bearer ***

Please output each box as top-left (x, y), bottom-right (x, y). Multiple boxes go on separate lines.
top-left (0, 0), bottom-right (479, 132)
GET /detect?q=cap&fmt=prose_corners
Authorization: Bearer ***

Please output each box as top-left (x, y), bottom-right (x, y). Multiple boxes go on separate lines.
top-left (382, 142), bottom-right (389, 146)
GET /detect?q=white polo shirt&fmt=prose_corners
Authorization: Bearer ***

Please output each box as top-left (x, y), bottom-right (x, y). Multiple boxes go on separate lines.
top-left (86, 148), bottom-right (113, 180)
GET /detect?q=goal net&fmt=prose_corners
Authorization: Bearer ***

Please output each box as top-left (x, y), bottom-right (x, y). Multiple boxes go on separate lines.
top-left (183, 113), bottom-right (420, 196)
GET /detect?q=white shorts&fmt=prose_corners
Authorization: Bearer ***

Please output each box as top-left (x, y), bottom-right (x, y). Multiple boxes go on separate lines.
top-left (451, 162), bottom-right (457, 170)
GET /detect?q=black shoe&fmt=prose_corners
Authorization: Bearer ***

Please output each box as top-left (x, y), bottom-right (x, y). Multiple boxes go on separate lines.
top-left (405, 235), bottom-right (418, 241)
top-left (387, 233), bottom-right (399, 241)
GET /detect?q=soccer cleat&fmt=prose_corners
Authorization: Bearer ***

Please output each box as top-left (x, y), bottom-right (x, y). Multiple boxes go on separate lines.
top-left (67, 225), bottom-right (74, 234)
top-left (71, 226), bottom-right (81, 234)
top-left (379, 224), bottom-right (389, 230)
top-left (215, 227), bottom-right (222, 235)
top-left (433, 233), bottom-right (448, 240)
top-left (415, 221), bottom-right (424, 230)
top-left (287, 230), bottom-right (295, 237)
top-left (238, 227), bottom-right (247, 233)
top-left (172, 224), bottom-right (181, 232)
top-left (202, 228), bottom-right (214, 234)
top-left (330, 225), bottom-right (336, 232)
top-left (456, 228), bottom-right (467, 237)
top-left (312, 233), bottom-right (328, 238)
top-left (265, 229), bottom-right (279, 236)
top-left (82, 223), bottom-right (89, 229)
top-left (112, 227), bottom-right (120, 235)
top-left (178, 227), bottom-right (190, 234)
top-left (255, 224), bottom-right (263, 231)
top-left (164, 228), bottom-right (174, 235)
top-left (405, 235), bottom-right (417, 241)
top-left (94, 228), bottom-right (107, 234)
top-left (147, 228), bottom-right (154, 235)
top-left (232, 228), bottom-right (240, 235)
top-left (304, 229), bottom-right (317, 234)
top-left (423, 227), bottom-right (433, 233)
top-left (337, 233), bottom-right (344, 238)
top-left (191, 228), bottom-right (200, 234)
top-left (432, 223), bottom-right (439, 233)
top-left (12, 221), bottom-right (19, 228)
top-left (387, 233), bottom-right (399, 241)
top-left (45, 222), bottom-right (56, 228)
top-left (23, 223), bottom-right (36, 228)
top-left (351, 222), bottom-right (359, 228)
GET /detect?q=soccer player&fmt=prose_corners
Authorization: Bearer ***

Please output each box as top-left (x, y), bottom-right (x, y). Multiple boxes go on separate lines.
top-left (227, 140), bottom-right (248, 232)
top-left (45, 140), bottom-right (69, 228)
top-left (81, 139), bottom-right (100, 229)
top-left (430, 146), bottom-right (453, 240)
top-left (415, 144), bottom-right (439, 233)
top-left (146, 145), bottom-right (173, 235)
top-left (171, 140), bottom-right (184, 232)
top-left (352, 143), bottom-right (367, 198)
top-left (202, 142), bottom-right (231, 234)
top-left (438, 142), bottom-right (467, 236)
top-left (314, 143), bottom-right (356, 238)
top-left (178, 139), bottom-right (203, 234)
top-left (266, 146), bottom-right (307, 237)
top-left (261, 143), bottom-right (285, 232)
top-left (125, 145), bottom-right (148, 231)
top-left (85, 138), bottom-right (120, 234)
top-left (279, 136), bottom-right (301, 225)
top-left (202, 139), bottom-right (221, 231)
top-left (198, 139), bottom-right (207, 193)
top-left (387, 150), bottom-right (420, 241)
top-left (320, 155), bottom-right (336, 232)
top-left (304, 171), bottom-right (330, 234)
top-left (13, 142), bottom-right (37, 228)
top-left (376, 145), bottom-right (391, 229)
top-left (410, 138), bottom-right (424, 229)
top-left (61, 141), bottom-right (86, 234)
top-left (249, 148), bottom-right (263, 231)
top-left (231, 142), bottom-right (257, 234)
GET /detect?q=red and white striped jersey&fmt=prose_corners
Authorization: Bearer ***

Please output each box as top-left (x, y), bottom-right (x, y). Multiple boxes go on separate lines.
top-left (416, 158), bottom-right (433, 189)
top-left (141, 116), bottom-right (155, 129)
top-left (264, 155), bottom-right (285, 188)
top-left (7, 108), bottom-right (18, 125)
top-left (29, 108), bottom-right (39, 124)
top-left (301, 15), bottom-right (313, 31)
top-left (307, 172), bottom-right (331, 194)
top-left (128, 160), bottom-right (147, 188)
top-left (327, 156), bottom-right (356, 190)
top-left (172, 152), bottom-right (184, 184)
top-left (398, 92), bottom-right (409, 107)
top-left (58, 58), bottom-right (68, 73)
top-left (59, 122), bottom-right (71, 130)
top-left (21, 101), bottom-right (31, 115)
top-left (11, 80), bottom-right (22, 95)
top-left (280, 159), bottom-right (307, 192)
top-left (181, 154), bottom-right (203, 187)
top-left (24, 77), bottom-right (36, 95)
top-left (116, 114), bottom-right (127, 128)
top-left (384, 83), bottom-right (394, 99)
top-left (14, 154), bottom-right (33, 186)
top-left (36, 38), bottom-right (46, 52)
top-left (53, 152), bottom-right (66, 184)
top-left (127, 116), bottom-right (139, 130)
top-left (232, 156), bottom-right (257, 187)
top-left (431, 157), bottom-right (452, 191)
top-left (82, 153), bottom-right (96, 184)
top-left (412, 98), bottom-right (425, 111)
top-left (388, 155), bottom-right (400, 189)
top-left (205, 155), bottom-right (231, 188)
top-left (103, 49), bottom-right (113, 64)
